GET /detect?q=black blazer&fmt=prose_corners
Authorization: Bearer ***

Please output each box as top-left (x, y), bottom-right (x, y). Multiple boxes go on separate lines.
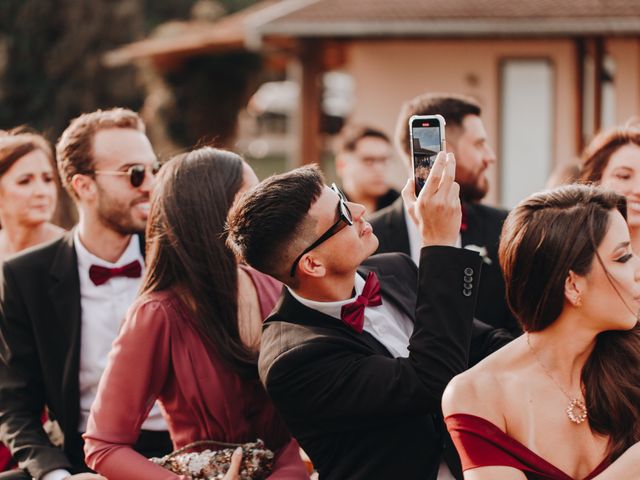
top-left (0, 232), bottom-right (146, 478)
top-left (369, 197), bottom-right (520, 335)
top-left (259, 248), bottom-right (482, 480)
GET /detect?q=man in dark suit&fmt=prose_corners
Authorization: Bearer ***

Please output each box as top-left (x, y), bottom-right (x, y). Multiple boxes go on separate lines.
top-left (227, 153), bottom-right (497, 480)
top-left (370, 93), bottom-right (520, 335)
top-left (0, 109), bottom-right (171, 480)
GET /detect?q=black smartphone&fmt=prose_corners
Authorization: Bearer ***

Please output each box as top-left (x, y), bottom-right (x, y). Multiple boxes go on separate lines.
top-left (409, 114), bottom-right (446, 195)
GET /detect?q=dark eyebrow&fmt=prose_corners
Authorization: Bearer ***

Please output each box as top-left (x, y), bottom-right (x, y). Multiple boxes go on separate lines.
top-left (614, 241), bottom-right (631, 251)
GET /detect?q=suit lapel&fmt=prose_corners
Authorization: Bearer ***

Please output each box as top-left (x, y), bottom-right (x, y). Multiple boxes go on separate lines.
top-left (379, 198), bottom-right (411, 256)
top-left (358, 265), bottom-right (415, 321)
top-left (48, 232), bottom-right (82, 433)
top-left (460, 201), bottom-right (485, 248)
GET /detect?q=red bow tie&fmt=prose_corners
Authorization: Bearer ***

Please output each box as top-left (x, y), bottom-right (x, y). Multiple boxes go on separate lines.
top-left (89, 260), bottom-right (142, 286)
top-left (340, 272), bottom-right (383, 333)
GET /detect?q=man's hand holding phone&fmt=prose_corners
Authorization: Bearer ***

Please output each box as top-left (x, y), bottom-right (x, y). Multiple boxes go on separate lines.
top-left (402, 151), bottom-right (461, 248)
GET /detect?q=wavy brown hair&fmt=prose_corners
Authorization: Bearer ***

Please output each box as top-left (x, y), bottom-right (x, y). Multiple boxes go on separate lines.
top-left (580, 126), bottom-right (640, 183)
top-left (0, 128), bottom-right (54, 178)
top-left (499, 184), bottom-right (640, 460)
top-left (141, 147), bottom-right (257, 377)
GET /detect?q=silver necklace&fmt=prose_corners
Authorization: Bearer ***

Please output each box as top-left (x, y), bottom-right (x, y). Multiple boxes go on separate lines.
top-left (526, 334), bottom-right (588, 425)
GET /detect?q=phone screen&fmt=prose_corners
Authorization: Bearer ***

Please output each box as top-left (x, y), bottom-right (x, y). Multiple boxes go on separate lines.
top-left (411, 117), bottom-right (443, 195)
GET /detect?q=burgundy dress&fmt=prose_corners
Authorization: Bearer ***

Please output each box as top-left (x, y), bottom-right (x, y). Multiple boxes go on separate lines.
top-left (84, 266), bottom-right (308, 480)
top-left (445, 413), bottom-right (609, 480)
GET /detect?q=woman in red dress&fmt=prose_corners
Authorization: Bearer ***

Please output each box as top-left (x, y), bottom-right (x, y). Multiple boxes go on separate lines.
top-left (83, 147), bottom-right (308, 479)
top-left (444, 185), bottom-right (640, 479)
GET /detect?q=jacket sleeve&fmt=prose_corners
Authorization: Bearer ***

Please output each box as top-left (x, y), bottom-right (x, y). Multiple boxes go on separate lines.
top-left (263, 246), bottom-right (482, 420)
top-left (469, 319), bottom-right (514, 367)
top-left (0, 262), bottom-right (73, 479)
top-left (83, 299), bottom-right (183, 480)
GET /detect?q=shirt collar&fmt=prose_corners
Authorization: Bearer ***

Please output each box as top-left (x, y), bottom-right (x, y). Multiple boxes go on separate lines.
top-left (287, 272), bottom-right (365, 320)
top-left (74, 230), bottom-right (143, 271)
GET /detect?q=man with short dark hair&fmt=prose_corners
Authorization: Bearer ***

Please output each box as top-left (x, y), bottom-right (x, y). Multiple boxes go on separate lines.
top-left (227, 153), bottom-right (484, 480)
top-left (334, 124), bottom-right (399, 213)
top-left (371, 93), bottom-right (518, 334)
top-left (0, 108), bottom-right (171, 480)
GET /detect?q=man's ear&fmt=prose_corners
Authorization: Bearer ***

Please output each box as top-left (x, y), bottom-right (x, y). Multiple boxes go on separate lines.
top-left (298, 253), bottom-right (326, 279)
top-left (564, 270), bottom-right (585, 307)
top-left (71, 173), bottom-right (96, 201)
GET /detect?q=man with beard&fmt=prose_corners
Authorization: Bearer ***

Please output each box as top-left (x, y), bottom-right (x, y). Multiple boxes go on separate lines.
top-left (370, 93), bottom-right (519, 335)
top-left (0, 109), bottom-right (171, 480)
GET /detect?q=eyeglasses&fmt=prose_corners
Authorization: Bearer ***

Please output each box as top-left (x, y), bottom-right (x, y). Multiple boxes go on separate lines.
top-left (289, 183), bottom-right (353, 277)
top-left (90, 161), bottom-right (161, 188)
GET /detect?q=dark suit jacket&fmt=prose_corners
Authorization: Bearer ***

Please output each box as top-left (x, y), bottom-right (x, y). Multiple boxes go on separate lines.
top-left (0, 232), bottom-right (147, 479)
top-left (369, 197), bottom-right (520, 335)
top-left (259, 248), bottom-right (482, 480)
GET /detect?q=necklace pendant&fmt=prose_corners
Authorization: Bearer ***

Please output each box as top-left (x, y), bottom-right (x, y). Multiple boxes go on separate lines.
top-left (566, 398), bottom-right (588, 424)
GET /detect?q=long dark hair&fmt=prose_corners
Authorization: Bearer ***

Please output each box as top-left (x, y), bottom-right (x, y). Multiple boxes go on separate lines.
top-left (499, 184), bottom-right (640, 460)
top-left (142, 147), bottom-right (257, 377)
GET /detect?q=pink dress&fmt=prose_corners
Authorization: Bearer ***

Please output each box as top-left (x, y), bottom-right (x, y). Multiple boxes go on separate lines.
top-left (84, 266), bottom-right (308, 479)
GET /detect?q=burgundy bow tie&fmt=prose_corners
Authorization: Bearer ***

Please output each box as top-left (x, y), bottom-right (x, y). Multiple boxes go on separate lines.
top-left (89, 260), bottom-right (142, 286)
top-left (340, 272), bottom-right (383, 333)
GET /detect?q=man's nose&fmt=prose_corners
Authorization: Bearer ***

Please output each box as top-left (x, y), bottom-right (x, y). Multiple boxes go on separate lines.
top-left (349, 201), bottom-right (367, 221)
top-left (485, 146), bottom-right (497, 166)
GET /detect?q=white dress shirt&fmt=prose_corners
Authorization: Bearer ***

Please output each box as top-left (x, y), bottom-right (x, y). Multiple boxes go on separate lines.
top-left (403, 203), bottom-right (461, 264)
top-left (74, 231), bottom-right (166, 432)
top-left (289, 271), bottom-right (455, 480)
top-left (288, 272), bottom-right (413, 357)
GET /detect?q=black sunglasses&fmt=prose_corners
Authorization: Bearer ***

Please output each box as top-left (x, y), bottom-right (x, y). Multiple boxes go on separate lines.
top-left (289, 183), bottom-right (353, 277)
top-left (90, 161), bottom-right (161, 188)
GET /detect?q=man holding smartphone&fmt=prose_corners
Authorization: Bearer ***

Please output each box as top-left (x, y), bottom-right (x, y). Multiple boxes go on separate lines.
top-left (227, 153), bottom-right (481, 480)
top-left (370, 93), bottom-right (519, 336)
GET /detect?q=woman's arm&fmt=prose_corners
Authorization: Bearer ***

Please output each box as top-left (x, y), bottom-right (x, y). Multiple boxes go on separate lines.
top-left (83, 299), bottom-right (182, 480)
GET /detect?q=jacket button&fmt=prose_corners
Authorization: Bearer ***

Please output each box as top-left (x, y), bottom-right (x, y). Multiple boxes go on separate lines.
top-left (464, 275), bottom-right (473, 283)
top-left (463, 289), bottom-right (472, 297)
top-left (463, 283), bottom-right (473, 290)
top-left (464, 267), bottom-right (474, 276)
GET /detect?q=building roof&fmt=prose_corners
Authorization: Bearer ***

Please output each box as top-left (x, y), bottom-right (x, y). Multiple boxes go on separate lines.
top-left (103, 0), bottom-right (278, 68)
top-left (105, 0), bottom-right (640, 68)
top-left (248, 0), bottom-right (640, 41)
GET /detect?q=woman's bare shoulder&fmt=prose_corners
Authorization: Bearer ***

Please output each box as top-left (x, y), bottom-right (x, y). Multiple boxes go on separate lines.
top-left (443, 338), bottom-right (524, 422)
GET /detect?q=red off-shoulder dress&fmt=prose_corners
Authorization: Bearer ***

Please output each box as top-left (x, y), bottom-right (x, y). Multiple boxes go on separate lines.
top-left (445, 413), bottom-right (609, 480)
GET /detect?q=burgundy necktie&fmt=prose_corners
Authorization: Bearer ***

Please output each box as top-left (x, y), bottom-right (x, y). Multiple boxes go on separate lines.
top-left (340, 272), bottom-right (383, 333)
top-left (89, 260), bottom-right (142, 286)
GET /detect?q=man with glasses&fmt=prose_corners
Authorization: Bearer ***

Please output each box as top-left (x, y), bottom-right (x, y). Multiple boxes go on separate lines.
top-left (334, 124), bottom-right (399, 214)
top-left (226, 153), bottom-right (482, 480)
top-left (0, 108), bottom-right (171, 480)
